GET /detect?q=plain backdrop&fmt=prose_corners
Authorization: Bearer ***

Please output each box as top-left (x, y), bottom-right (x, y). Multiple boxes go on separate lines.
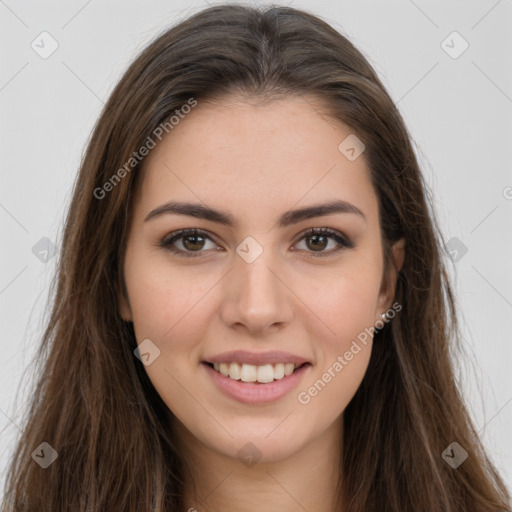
top-left (1, 0), bottom-right (511, 492)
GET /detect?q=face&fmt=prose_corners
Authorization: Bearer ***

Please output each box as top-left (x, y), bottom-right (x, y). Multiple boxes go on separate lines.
top-left (119, 94), bottom-right (404, 463)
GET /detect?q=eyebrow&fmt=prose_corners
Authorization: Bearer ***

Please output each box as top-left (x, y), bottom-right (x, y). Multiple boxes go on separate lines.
top-left (144, 199), bottom-right (366, 227)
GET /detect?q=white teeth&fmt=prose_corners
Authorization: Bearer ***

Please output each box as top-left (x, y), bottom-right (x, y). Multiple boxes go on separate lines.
top-left (274, 363), bottom-right (285, 379)
top-left (240, 364), bottom-right (257, 382)
top-left (256, 364), bottom-right (274, 383)
top-left (228, 362), bottom-right (241, 380)
top-left (209, 361), bottom-right (304, 383)
top-left (284, 363), bottom-right (295, 376)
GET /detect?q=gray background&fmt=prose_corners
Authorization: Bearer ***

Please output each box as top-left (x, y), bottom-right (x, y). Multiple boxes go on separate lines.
top-left (1, 0), bottom-right (511, 491)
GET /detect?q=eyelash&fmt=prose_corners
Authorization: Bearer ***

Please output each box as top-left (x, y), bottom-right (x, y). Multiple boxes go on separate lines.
top-left (158, 227), bottom-right (355, 258)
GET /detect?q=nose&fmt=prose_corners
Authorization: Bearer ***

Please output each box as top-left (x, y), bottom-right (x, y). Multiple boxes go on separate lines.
top-left (219, 245), bottom-right (295, 335)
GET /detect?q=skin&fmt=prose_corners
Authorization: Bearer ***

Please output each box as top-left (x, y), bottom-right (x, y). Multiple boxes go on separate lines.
top-left (119, 94), bottom-right (405, 512)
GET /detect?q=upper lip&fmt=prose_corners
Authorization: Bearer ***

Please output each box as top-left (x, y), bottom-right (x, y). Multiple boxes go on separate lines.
top-left (203, 350), bottom-right (311, 366)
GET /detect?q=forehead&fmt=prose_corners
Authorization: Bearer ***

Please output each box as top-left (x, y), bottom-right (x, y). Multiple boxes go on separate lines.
top-left (134, 94), bottom-right (378, 228)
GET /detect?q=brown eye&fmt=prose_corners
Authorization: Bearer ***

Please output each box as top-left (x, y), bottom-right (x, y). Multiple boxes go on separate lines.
top-left (160, 229), bottom-right (220, 257)
top-left (294, 228), bottom-right (355, 257)
top-left (181, 233), bottom-right (206, 251)
top-left (305, 233), bottom-right (329, 252)
top-left (159, 227), bottom-right (355, 258)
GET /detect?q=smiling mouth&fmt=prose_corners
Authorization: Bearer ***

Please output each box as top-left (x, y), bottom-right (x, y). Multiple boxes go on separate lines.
top-left (203, 361), bottom-right (311, 384)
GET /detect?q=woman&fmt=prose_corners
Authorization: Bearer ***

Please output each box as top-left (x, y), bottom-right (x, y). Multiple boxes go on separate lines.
top-left (2, 4), bottom-right (510, 511)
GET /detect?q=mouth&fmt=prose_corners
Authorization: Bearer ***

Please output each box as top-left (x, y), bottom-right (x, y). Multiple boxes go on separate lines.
top-left (202, 361), bottom-right (312, 384)
top-left (202, 360), bottom-right (312, 404)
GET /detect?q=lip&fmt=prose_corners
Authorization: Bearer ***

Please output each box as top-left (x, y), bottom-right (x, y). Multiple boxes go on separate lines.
top-left (202, 361), bottom-right (312, 404)
top-left (203, 350), bottom-right (311, 366)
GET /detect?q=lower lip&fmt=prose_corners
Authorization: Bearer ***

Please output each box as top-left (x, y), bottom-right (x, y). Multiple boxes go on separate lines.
top-left (202, 363), bottom-right (311, 404)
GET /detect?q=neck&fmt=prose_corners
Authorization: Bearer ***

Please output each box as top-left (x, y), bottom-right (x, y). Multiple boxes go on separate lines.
top-left (173, 416), bottom-right (344, 512)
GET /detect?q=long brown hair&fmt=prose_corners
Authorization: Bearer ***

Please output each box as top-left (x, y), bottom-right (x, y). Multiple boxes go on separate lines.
top-left (2, 4), bottom-right (510, 511)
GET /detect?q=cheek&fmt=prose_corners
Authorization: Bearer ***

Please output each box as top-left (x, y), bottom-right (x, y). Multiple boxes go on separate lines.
top-left (292, 255), bottom-right (382, 405)
top-left (294, 275), bottom-right (378, 419)
top-left (315, 281), bottom-right (379, 335)
top-left (124, 258), bottom-right (218, 416)
top-left (125, 251), bottom-right (215, 345)
top-left (124, 252), bottom-right (222, 404)
top-left (296, 255), bottom-right (383, 347)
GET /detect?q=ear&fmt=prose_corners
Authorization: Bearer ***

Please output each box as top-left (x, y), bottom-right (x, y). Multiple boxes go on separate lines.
top-left (375, 237), bottom-right (405, 319)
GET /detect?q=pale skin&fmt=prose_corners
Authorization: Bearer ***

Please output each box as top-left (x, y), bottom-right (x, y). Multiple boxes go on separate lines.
top-left (119, 94), bottom-right (405, 512)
